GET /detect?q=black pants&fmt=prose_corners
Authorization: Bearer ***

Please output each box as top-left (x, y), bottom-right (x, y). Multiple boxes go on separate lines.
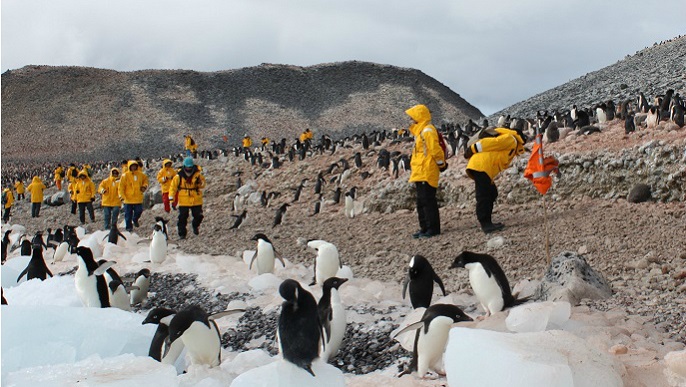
top-left (17, 193), bottom-right (25, 201)
top-left (415, 182), bottom-right (440, 235)
top-left (31, 203), bottom-right (41, 218)
top-left (178, 205), bottom-right (204, 237)
top-left (469, 169), bottom-right (498, 226)
top-left (2, 207), bottom-right (10, 223)
top-left (78, 202), bottom-right (96, 224)
top-left (71, 200), bottom-right (77, 215)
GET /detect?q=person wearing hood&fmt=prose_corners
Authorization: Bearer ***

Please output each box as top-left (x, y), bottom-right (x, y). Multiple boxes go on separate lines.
top-left (54, 164), bottom-right (64, 191)
top-left (75, 171), bottom-right (96, 225)
top-left (14, 179), bottom-right (26, 201)
top-left (184, 134), bottom-right (198, 157)
top-left (157, 159), bottom-right (178, 213)
top-left (2, 187), bottom-right (14, 223)
top-left (118, 160), bottom-right (149, 232)
top-left (67, 163), bottom-right (79, 184)
top-left (26, 176), bottom-right (46, 218)
top-left (99, 168), bottom-right (122, 230)
top-left (406, 104), bottom-right (447, 239)
top-left (464, 127), bottom-right (526, 233)
top-left (169, 157), bottom-right (205, 239)
top-left (242, 134), bottom-right (252, 150)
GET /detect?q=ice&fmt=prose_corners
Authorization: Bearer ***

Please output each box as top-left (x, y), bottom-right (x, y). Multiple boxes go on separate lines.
top-left (445, 327), bottom-right (623, 387)
top-left (4, 275), bottom-right (81, 307)
top-left (336, 265), bottom-right (354, 280)
top-left (230, 359), bottom-right (345, 387)
top-left (5, 354), bottom-right (178, 387)
top-left (505, 301), bottom-right (571, 333)
top-left (78, 233), bottom-right (103, 258)
top-left (222, 349), bottom-right (274, 375)
top-left (242, 250), bottom-right (256, 265)
top-left (391, 307), bottom-right (426, 351)
top-left (2, 255), bottom-right (31, 288)
top-left (248, 273), bottom-right (282, 291)
top-left (664, 349), bottom-right (686, 385)
top-left (2, 305), bottom-right (156, 376)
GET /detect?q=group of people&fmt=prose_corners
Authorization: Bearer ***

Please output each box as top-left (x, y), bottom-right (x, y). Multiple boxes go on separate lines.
top-left (406, 104), bottom-right (526, 237)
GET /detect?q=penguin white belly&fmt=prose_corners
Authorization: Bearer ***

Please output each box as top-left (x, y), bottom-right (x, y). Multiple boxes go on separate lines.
top-left (256, 241), bottom-right (275, 274)
top-left (110, 286), bottom-right (131, 311)
top-left (53, 242), bottom-right (69, 263)
top-left (322, 290), bottom-right (346, 361)
top-left (130, 276), bottom-right (150, 305)
top-left (316, 247), bottom-right (339, 284)
top-left (417, 316), bottom-right (452, 376)
top-left (150, 232), bottom-right (167, 264)
top-left (466, 263), bottom-right (503, 315)
top-left (75, 267), bottom-right (102, 308)
top-left (180, 321), bottom-right (221, 367)
top-left (344, 196), bottom-right (354, 218)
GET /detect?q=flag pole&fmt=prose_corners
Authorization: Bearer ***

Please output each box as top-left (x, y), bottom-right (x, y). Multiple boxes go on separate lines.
top-left (542, 194), bottom-right (551, 266)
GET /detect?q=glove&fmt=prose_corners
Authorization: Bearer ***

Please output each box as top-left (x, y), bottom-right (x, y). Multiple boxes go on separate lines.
top-left (438, 162), bottom-right (448, 172)
top-left (464, 147), bottom-right (474, 159)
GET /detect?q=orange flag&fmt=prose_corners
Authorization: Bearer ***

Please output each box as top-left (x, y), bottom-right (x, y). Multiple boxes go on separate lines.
top-left (524, 134), bottom-right (559, 195)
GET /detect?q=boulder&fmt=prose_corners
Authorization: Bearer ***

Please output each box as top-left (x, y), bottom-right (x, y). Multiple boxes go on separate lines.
top-left (627, 183), bottom-right (651, 203)
top-left (143, 186), bottom-right (163, 209)
top-left (44, 191), bottom-right (67, 206)
top-left (534, 251), bottom-right (612, 305)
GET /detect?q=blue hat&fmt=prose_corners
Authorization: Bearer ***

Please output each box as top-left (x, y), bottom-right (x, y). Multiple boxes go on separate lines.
top-left (183, 157), bottom-right (194, 168)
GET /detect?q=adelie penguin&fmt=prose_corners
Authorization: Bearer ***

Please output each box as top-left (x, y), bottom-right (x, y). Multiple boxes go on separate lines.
top-left (450, 251), bottom-right (529, 317)
top-left (167, 305), bottom-right (245, 367)
top-left (102, 224), bottom-right (127, 245)
top-left (278, 279), bottom-right (323, 376)
top-left (108, 279), bottom-right (133, 311)
top-left (402, 255), bottom-right (447, 309)
top-left (230, 210), bottom-right (247, 230)
top-left (393, 304), bottom-right (473, 378)
top-left (2, 230), bottom-right (10, 263)
top-left (16, 242), bottom-right (53, 282)
top-left (344, 187), bottom-right (357, 219)
top-left (307, 240), bottom-right (341, 285)
top-left (249, 233), bottom-right (285, 274)
top-left (142, 307), bottom-right (184, 364)
top-left (130, 268), bottom-right (151, 305)
top-left (318, 277), bottom-right (348, 362)
top-left (75, 246), bottom-right (115, 308)
top-left (150, 223), bottom-right (167, 264)
top-left (273, 203), bottom-right (289, 228)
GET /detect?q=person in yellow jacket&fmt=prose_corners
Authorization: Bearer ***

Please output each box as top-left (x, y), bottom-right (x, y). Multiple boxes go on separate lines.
top-left (156, 159), bottom-right (177, 213)
top-left (2, 188), bottom-right (14, 223)
top-left (68, 179), bottom-right (77, 215)
top-left (118, 160), bottom-right (149, 232)
top-left (66, 163), bottom-right (79, 184)
top-left (14, 180), bottom-right (26, 201)
top-left (261, 137), bottom-right (270, 151)
top-left (184, 135), bottom-right (198, 157)
top-left (242, 134), bottom-right (252, 150)
top-left (75, 171), bottom-right (96, 225)
top-left (464, 127), bottom-right (526, 233)
top-left (54, 164), bottom-right (64, 191)
top-left (169, 157), bottom-right (205, 239)
top-left (99, 168), bottom-right (122, 230)
top-left (406, 104), bottom-right (447, 239)
top-left (26, 176), bottom-right (46, 218)
top-left (299, 128), bottom-right (313, 143)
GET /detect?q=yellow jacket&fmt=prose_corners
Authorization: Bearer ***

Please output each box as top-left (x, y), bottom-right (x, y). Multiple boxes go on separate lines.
top-left (156, 161), bottom-right (177, 193)
top-left (169, 166), bottom-right (205, 207)
top-left (75, 172), bottom-right (96, 203)
top-left (68, 181), bottom-right (76, 201)
top-left (406, 105), bottom-right (445, 188)
top-left (118, 161), bottom-right (149, 205)
top-left (3, 189), bottom-right (13, 209)
top-left (185, 136), bottom-right (198, 152)
top-left (242, 137), bottom-right (252, 148)
top-left (66, 166), bottom-right (78, 183)
top-left (466, 127), bottom-right (525, 182)
top-left (54, 166), bottom-right (64, 181)
top-left (26, 176), bottom-right (46, 203)
top-left (99, 169), bottom-right (122, 207)
top-left (14, 181), bottom-right (25, 194)
top-left (261, 137), bottom-right (270, 146)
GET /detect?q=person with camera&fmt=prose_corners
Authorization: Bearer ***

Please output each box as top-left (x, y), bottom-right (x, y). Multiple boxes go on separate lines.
top-left (156, 159), bottom-right (177, 213)
top-left (169, 157), bottom-right (205, 239)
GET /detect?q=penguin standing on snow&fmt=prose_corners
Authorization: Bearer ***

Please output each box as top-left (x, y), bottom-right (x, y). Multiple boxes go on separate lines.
top-left (108, 280), bottom-right (132, 311)
top-left (149, 224), bottom-right (167, 264)
top-left (307, 240), bottom-right (341, 285)
top-left (318, 277), bottom-right (348, 362)
top-left (402, 255), bottom-right (447, 309)
top-left (142, 307), bottom-right (183, 363)
top-left (249, 233), bottom-right (286, 274)
top-left (16, 244), bottom-right (53, 282)
top-left (130, 268), bottom-right (151, 305)
top-left (450, 251), bottom-right (529, 317)
top-left (154, 217), bottom-right (169, 239)
top-left (393, 304), bottom-right (473, 377)
top-left (167, 305), bottom-right (244, 367)
top-left (278, 279), bottom-right (323, 376)
top-left (75, 246), bottom-right (114, 308)
top-left (51, 241), bottom-right (69, 264)
top-left (2, 230), bottom-right (11, 263)
top-left (103, 224), bottom-right (127, 245)
top-left (19, 235), bottom-right (32, 256)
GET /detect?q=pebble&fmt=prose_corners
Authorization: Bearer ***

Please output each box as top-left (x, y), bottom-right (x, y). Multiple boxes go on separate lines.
top-left (609, 344), bottom-right (629, 355)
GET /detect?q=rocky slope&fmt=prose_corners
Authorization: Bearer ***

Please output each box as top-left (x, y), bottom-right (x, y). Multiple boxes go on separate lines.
top-left (0, 61), bottom-right (482, 163)
top-left (490, 35), bottom-right (686, 120)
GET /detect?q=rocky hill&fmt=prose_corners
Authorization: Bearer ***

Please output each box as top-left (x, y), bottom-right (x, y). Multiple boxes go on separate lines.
top-left (0, 61), bottom-right (482, 163)
top-left (490, 35), bottom-right (686, 120)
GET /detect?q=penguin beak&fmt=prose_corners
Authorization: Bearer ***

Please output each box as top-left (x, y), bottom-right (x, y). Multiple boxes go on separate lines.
top-left (450, 258), bottom-right (465, 269)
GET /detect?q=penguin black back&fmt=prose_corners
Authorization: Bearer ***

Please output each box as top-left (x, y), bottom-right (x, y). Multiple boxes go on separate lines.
top-left (402, 255), bottom-right (446, 309)
top-left (1, 230), bottom-right (10, 263)
top-left (278, 279), bottom-right (321, 376)
top-left (317, 277), bottom-right (348, 343)
top-left (450, 251), bottom-right (524, 308)
top-left (168, 305), bottom-right (212, 344)
top-left (17, 247), bottom-right (53, 282)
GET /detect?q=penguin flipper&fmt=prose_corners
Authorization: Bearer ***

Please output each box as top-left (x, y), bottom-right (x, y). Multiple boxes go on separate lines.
top-left (94, 261), bottom-right (116, 276)
top-left (302, 364), bottom-right (316, 377)
top-left (209, 308), bottom-right (245, 320)
top-left (16, 267), bottom-right (29, 283)
top-left (248, 252), bottom-right (258, 270)
top-left (433, 272), bottom-right (447, 296)
top-left (118, 232), bottom-right (127, 240)
top-left (46, 267), bottom-right (53, 278)
top-left (401, 276), bottom-right (410, 300)
top-left (391, 320), bottom-right (424, 339)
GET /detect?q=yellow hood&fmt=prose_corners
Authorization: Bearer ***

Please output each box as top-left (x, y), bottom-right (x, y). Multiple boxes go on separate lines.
top-left (405, 104), bottom-right (432, 136)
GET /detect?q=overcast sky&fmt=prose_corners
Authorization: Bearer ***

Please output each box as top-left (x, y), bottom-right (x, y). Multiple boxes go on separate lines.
top-left (2, 0), bottom-right (684, 116)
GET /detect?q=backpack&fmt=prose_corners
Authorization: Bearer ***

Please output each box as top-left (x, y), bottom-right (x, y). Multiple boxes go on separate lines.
top-left (2, 191), bottom-right (7, 205)
top-left (421, 127), bottom-right (449, 161)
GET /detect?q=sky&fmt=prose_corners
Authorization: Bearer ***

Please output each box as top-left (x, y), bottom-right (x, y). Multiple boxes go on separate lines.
top-left (1, 0), bottom-right (684, 116)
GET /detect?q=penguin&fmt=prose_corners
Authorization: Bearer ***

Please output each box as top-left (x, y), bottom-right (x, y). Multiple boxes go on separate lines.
top-left (142, 307), bottom-right (181, 362)
top-left (314, 172), bottom-right (325, 195)
top-left (310, 199), bottom-right (322, 216)
top-left (103, 224), bottom-right (127, 245)
top-left (52, 228), bottom-right (64, 245)
top-left (353, 152), bottom-right (363, 168)
top-left (52, 241), bottom-right (69, 264)
top-left (31, 231), bottom-right (47, 251)
top-left (1, 288), bottom-right (7, 305)
top-left (154, 217), bottom-right (169, 239)
top-left (278, 279), bottom-right (323, 376)
top-left (19, 236), bottom-right (32, 256)
top-left (332, 187), bottom-right (342, 204)
top-left (2, 230), bottom-right (10, 263)
top-left (230, 210), bottom-right (247, 230)
top-left (402, 255), bottom-right (447, 309)
top-left (168, 305), bottom-right (245, 367)
top-left (108, 279), bottom-right (132, 311)
top-left (75, 246), bottom-right (113, 308)
top-left (249, 233), bottom-right (286, 274)
top-left (307, 240), bottom-right (341, 285)
top-left (625, 113), bottom-right (636, 134)
top-left (273, 203), bottom-right (289, 228)
top-left (450, 251), bottom-right (529, 316)
top-left (292, 179), bottom-right (307, 202)
top-left (393, 304), bottom-right (473, 377)
top-left (97, 258), bottom-right (124, 284)
top-left (150, 224), bottom-right (167, 264)
top-left (130, 268), bottom-right (151, 305)
top-left (46, 228), bottom-right (55, 248)
top-left (16, 245), bottom-right (53, 282)
top-left (344, 187), bottom-right (357, 219)
top-left (318, 277), bottom-right (348, 362)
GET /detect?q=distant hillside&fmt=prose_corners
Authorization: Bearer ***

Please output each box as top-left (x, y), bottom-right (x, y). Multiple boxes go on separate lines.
top-left (491, 35), bottom-right (686, 120)
top-left (0, 61), bottom-right (483, 163)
